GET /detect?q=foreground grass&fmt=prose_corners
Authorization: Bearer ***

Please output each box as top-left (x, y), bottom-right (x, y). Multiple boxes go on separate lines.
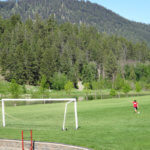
top-left (0, 96), bottom-right (150, 150)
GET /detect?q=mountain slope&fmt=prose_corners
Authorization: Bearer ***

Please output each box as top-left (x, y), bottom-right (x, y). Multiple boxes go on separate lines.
top-left (0, 0), bottom-right (150, 45)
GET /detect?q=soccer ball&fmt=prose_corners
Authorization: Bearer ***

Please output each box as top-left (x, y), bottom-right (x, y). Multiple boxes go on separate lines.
top-left (138, 112), bottom-right (140, 114)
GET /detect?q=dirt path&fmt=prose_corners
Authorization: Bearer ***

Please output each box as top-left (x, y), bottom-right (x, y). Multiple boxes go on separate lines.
top-left (0, 139), bottom-right (91, 150)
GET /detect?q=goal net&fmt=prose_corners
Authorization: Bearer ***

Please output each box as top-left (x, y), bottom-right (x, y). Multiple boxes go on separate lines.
top-left (1, 98), bottom-right (78, 130)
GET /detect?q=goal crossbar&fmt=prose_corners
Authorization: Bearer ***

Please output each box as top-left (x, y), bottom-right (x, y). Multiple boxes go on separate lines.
top-left (1, 98), bottom-right (78, 130)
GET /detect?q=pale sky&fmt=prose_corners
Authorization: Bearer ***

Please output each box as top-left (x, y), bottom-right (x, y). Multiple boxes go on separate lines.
top-left (0, 0), bottom-right (150, 24)
top-left (89, 0), bottom-right (150, 24)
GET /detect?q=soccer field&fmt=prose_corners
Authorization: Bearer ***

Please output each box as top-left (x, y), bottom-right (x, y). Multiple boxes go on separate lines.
top-left (0, 96), bottom-right (150, 150)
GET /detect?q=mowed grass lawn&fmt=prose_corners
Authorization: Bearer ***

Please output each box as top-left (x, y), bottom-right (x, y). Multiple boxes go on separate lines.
top-left (0, 96), bottom-right (150, 150)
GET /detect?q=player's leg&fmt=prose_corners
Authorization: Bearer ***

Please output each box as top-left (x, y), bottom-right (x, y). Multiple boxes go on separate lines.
top-left (134, 107), bottom-right (137, 113)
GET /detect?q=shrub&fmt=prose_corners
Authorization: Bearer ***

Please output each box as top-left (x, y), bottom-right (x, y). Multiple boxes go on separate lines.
top-left (110, 89), bottom-right (117, 97)
top-left (135, 82), bottom-right (142, 93)
top-left (64, 81), bottom-right (74, 95)
top-left (84, 82), bottom-right (90, 100)
top-left (145, 84), bottom-right (150, 90)
top-left (122, 82), bottom-right (131, 95)
top-left (9, 79), bottom-right (21, 98)
top-left (51, 72), bottom-right (67, 90)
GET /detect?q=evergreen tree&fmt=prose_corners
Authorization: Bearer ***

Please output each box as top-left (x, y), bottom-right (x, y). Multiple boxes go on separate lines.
top-left (129, 66), bottom-right (136, 81)
top-left (104, 50), bottom-right (118, 85)
top-left (81, 62), bottom-right (97, 83)
top-left (0, 15), bottom-right (150, 88)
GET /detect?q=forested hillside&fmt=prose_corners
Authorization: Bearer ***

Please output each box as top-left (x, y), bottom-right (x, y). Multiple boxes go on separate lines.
top-left (0, 15), bottom-right (150, 88)
top-left (0, 0), bottom-right (150, 46)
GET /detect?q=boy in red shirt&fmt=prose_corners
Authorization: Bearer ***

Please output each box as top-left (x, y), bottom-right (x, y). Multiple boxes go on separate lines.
top-left (132, 100), bottom-right (138, 113)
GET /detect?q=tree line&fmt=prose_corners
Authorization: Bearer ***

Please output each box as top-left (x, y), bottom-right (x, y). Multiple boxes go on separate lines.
top-left (0, 15), bottom-right (150, 90)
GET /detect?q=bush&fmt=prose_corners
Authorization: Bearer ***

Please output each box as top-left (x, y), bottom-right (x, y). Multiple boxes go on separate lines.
top-left (22, 84), bottom-right (27, 94)
top-left (110, 89), bottom-right (117, 97)
top-left (64, 81), bottom-right (74, 95)
top-left (122, 82), bottom-right (131, 95)
top-left (145, 84), bottom-right (150, 90)
top-left (135, 82), bottom-right (142, 93)
top-left (84, 82), bottom-right (90, 100)
top-left (87, 95), bottom-right (95, 100)
top-left (51, 72), bottom-right (67, 90)
top-left (9, 79), bottom-right (21, 98)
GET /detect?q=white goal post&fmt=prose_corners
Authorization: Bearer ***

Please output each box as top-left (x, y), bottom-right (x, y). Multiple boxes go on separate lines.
top-left (1, 98), bottom-right (78, 130)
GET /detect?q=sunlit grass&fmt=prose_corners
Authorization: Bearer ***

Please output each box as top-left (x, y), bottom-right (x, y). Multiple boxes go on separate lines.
top-left (0, 96), bottom-right (150, 150)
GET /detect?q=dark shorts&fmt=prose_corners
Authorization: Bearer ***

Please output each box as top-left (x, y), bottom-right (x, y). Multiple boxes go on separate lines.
top-left (134, 107), bottom-right (138, 110)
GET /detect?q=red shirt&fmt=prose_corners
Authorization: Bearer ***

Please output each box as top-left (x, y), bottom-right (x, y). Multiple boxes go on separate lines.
top-left (133, 101), bottom-right (138, 107)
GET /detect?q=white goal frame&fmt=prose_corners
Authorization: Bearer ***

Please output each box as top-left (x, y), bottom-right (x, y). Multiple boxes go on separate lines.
top-left (1, 98), bottom-right (78, 130)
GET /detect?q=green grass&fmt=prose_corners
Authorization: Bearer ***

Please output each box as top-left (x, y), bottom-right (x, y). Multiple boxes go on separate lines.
top-left (0, 96), bottom-right (150, 150)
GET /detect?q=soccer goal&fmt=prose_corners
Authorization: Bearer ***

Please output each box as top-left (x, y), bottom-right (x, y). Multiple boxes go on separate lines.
top-left (1, 98), bottom-right (78, 130)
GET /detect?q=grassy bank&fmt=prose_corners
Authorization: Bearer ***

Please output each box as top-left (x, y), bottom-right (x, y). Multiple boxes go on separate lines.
top-left (1, 80), bottom-right (150, 101)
